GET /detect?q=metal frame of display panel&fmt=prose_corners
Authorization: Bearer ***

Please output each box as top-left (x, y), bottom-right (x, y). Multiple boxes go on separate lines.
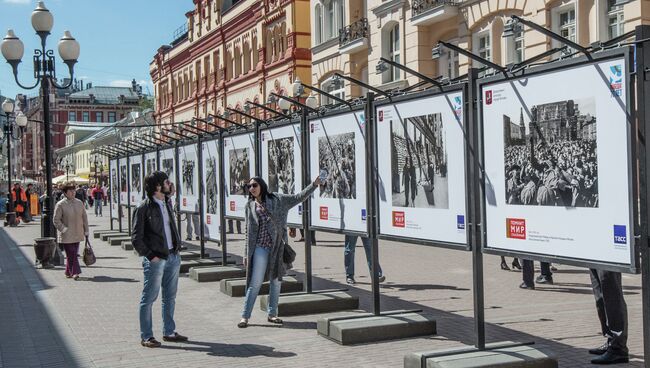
top-left (222, 126), bottom-right (258, 221)
top-left (200, 135), bottom-right (222, 244)
top-left (176, 140), bottom-right (202, 215)
top-left (373, 85), bottom-right (472, 251)
top-left (306, 105), bottom-right (369, 237)
top-left (476, 46), bottom-right (639, 274)
top-left (128, 152), bottom-right (145, 208)
top-left (259, 117), bottom-right (305, 229)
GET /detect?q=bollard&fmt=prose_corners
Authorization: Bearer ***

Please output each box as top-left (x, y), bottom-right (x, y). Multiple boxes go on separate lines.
top-left (34, 237), bottom-right (56, 269)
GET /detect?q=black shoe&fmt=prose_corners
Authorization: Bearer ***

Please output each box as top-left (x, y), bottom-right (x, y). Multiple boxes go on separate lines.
top-left (162, 332), bottom-right (188, 342)
top-left (590, 350), bottom-right (629, 364)
top-left (227, 230), bottom-right (234, 234)
top-left (378, 275), bottom-right (386, 283)
top-left (500, 261), bottom-right (510, 271)
top-left (195, 236), bottom-right (199, 240)
top-left (519, 282), bottom-right (534, 290)
top-left (185, 237), bottom-right (192, 241)
top-left (511, 259), bottom-right (522, 270)
top-left (589, 342), bottom-right (610, 355)
top-left (346, 277), bottom-right (356, 285)
top-left (536, 275), bottom-right (554, 285)
top-left (141, 337), bottom-right (161, 348)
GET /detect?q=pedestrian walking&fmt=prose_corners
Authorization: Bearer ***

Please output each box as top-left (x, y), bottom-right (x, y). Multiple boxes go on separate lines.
top-left (588, 269), bottom-right (629, 364)
top-left (53, 182), bottom-right (89, 280)
top-left (238, 175), bottom-right (320, 328)
top-left (75, 185), bottom-right (87, 209)
top-left (102, 184), bottom-right (108, 206)
top-left (12, 182), bottom-right (27, 223)
top-left (500, 256), bottom-right (521, 271)
top-left (91, 184), bottom-right (104, 217)
top-left (185, 212), bottom-right (200, 240)
top-left (227, 218), bottom-right (242, 234)
top-left (343, 235), bottom-right (386, 285)
top-left (132, 171), bottom-right (188, 348)
top-left (519, 260), bottom-right (553, 289)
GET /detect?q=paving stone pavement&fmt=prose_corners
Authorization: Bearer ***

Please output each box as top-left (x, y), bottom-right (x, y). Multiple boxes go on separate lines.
top-left (0, 209), bottom-right (646, 367)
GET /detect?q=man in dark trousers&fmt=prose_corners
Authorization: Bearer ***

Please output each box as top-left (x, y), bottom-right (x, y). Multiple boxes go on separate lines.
top-left (132, 171), bottom-right (188, 348)
top-left (588, 269), bottom-right (628, 364)
top-left (520, 260), bottom-right (553, 289)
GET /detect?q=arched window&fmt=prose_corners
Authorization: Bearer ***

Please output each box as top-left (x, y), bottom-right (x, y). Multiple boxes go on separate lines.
top-left (243, 41), bottom-right (251, 73)
top-left (252, 34), bottom-right (259, 67)
top-left (382, 23), bottom-right (400, 83)
top-left (265, 30), bottom-right (273, 62)
top-left (325, 0), bottom-right (334, 39)
top-left (337, 0), bottom-right (345, 33)
top-left (315, 4), bottom-right (322, 44)
top-left (281, 23), bottom-right (287, 55)
top-left (234, 46), bottom-right (241, 77)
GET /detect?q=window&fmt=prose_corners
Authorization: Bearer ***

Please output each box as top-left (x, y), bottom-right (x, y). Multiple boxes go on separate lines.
top-left (321, 76), bottom-right (345, 106)
top-left (82, 112), bottom-right (89, 122)
top-left (439, 39), bottom-right (459, 79)
top-left (554, 6), bottom-right (576, 54)
top-left (607, 0), bottom-right (624, 39)
top-left (477, 33), bottom-right (491, 63)
top-left (382, 23), bottom-right (400, 84)
top-left (95, 112), bottom-right (103, 122)
top-left (326, 0), bottom-right (334, 39)
top-left (108, 112), bottom-right (116, 122)
top-left (506, 28), bottom-right (524, 65)
top-left (315, 4), bottom-right (322, 44)
top-left (68, 111), bottom-right (76, 121)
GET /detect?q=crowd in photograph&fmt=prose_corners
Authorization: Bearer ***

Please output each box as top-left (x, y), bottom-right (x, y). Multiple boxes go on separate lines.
top-left (229, 149), bottom-right (250, 195)
top-left (268, 138), bottom-right (295, 194)
top-left (318, 132), bottom-right (356, 199)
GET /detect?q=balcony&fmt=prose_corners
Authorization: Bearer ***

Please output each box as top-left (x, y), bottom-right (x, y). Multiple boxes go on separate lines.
top-left (338, 18), bottom-right (369, 54)
top-left (411, 0), bottom-right (458, 26)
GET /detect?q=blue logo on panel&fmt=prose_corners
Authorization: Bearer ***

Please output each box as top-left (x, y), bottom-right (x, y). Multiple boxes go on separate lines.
top-left (362, 209), bottom-right (367, 221)
top-left (298, 205), bottom-right (302, 215)
top-left (457, 215), bottom-right (465, 230)
top-left (614, 225), bottom-right (627, 244)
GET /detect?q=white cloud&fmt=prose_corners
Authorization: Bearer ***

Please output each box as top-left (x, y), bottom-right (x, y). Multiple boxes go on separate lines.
top-left (109, 80), bottom-right (132, 88)
top-left (3, 0), bottom-right (31, 4)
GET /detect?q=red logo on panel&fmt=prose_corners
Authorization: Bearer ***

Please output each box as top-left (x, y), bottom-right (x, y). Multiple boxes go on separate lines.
top-left (320, 206), bottom-right (328, 220)
top-left (485, 90), bottom-right (493, 105)
top-left (230, 201), bottom-right (236, 211)
top-left (206, 215), bottom-right (211, 225)
top-left (182, 198), bottom-right (187, 207)
top-left (506, 218), bottom-right (526, 240)
top-left (392, 211), bottom-right (405, 228)
top-left (379, 110), bottom-right (384, 122)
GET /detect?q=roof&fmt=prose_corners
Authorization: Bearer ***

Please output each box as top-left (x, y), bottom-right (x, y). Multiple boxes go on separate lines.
top-left (68, 86), bottom-right (139, 105)
top-left (77, 124), bottom-right (118, 144)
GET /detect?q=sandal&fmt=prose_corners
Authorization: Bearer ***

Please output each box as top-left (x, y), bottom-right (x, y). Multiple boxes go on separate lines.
top-left (237, 319), bottom-right (248, 328)
top-left (267, 316), bottom-right (283, 324)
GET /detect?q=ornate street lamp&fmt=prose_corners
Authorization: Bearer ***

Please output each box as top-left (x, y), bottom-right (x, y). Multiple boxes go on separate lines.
top-left (1, 1), bottom-right (80, 237)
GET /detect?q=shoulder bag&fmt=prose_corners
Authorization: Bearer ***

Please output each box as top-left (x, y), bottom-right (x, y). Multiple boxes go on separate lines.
top-left (82, 237), bottom-right (96, 266)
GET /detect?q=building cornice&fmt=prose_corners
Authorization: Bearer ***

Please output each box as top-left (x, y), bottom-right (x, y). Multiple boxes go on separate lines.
top-left (371, 0), bottom-right (406, 17)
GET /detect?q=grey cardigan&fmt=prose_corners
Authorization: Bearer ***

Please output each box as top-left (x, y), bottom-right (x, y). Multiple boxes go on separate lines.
top-left (244, 183), bottom-right (317, 286)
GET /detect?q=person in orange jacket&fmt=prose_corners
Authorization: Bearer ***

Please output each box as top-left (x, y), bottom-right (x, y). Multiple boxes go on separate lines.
top-left (11, 182), bottom-right (27, 223)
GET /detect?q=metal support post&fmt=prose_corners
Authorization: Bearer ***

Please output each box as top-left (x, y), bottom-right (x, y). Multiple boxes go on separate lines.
top-left (301, 110), bottom-right (313, 293)
top-left (218, 130), bottom-right (228, 265)
top-left (197, 136), bottom-right (206, 258)
top-left (365, 91), bottom-right (381, 316)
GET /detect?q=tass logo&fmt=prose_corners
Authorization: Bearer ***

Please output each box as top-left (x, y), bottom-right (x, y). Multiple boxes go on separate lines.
top-left (485, 90), bottom-right (493, 105)
top-left (206, 215), bottom-right (211, 225)
top-left (392, 211), bottom-right (405, 228)
top-left (320, 206), bottom-right (328, 220)
top-left (229, 201), bottom-right (235, 211)
top-left (613, 225), bottom-right (627, 245)
top-left (506, 218), bottom-right (526, 240)
top-left (378, 110), bottom-right (384, 122)
top-left (609, 65), bottom-right (623, 97)
top-left (298, 205), bottom-right (302, 215)
top-left (457, 215), bottom-right (465, 230)
top-left (361, 209), bottom-right (367, 221)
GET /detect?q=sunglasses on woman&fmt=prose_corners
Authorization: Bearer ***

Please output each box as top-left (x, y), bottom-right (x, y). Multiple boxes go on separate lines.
top-left (248, 183), bottom-right (259, 189)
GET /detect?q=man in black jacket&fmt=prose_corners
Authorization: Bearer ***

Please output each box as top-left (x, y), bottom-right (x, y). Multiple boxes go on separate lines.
top-left (132, 171), bottom-right (188, 348)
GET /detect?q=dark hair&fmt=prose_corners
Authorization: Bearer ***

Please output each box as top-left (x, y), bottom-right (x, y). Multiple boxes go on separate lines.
top-left (61, 182), bottom-right (76, 192)
top-left (144, 171), bottom-right (168, 198)
top-left (247, 176), bottom-right (275, 202)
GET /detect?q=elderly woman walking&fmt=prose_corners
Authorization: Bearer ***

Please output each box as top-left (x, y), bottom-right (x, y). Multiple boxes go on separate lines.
top-left (238, 175), bottom-right (321, 328)
top-left (53, 182), bottom-right (89, 280)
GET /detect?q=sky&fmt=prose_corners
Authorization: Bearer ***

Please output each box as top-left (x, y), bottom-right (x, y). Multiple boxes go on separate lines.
top-left (0, 0), bottom-right (192, 99)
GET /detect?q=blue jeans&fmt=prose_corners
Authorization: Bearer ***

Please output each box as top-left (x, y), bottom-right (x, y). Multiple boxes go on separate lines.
top-left (242, 246), bottom-right (281, 319)
top-left (344, 235), bottom-right (382, 279)
top-left (139, 253), bottom-right (180, 340)
top-left (94, 199), bottom-right (102, 216)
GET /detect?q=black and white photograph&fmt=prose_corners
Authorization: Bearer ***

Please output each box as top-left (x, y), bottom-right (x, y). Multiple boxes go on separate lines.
top-left (182, 158), bottom-right (196, 195)
top-left (131, 163), bottom-right (142, 193)
top-left (268, 137), bottom-right (295, 194)
top-left (318, 132), bottom-right (356, 199)
top-left (162, 158), bottom-right (174, 178)
top-left (120, 166), bottom-right (127, 192)
top-left (146, 158), bottom-right (156, 176)
top-left (205, 157), bottom-right (218, 214)
top-left (111, 168), bottom-right (118, 200)
top-left (502, 98), bottom-right (598, 208)
top-left (390, 113), bottom-right (449, 209)
top-left (229, 148), bottom-right (250, 195)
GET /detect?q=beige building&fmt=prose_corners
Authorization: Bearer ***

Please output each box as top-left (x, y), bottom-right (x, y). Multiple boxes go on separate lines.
top-left (310, 0), bottom-right (648, 102)
top-left (150, 0), bottom-right (312, 132)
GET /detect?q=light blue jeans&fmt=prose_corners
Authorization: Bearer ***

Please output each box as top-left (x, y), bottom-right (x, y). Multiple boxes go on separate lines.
top-left (344, 235), bottom-right (382, 279)
top-left (242, 246), bottom-right (281, 319)
top-left (139, 253), bottom-right (180, 340)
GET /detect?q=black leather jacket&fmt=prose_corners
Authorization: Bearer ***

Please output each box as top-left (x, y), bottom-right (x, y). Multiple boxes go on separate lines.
top-left (132, 196), bottom-right (180, 260)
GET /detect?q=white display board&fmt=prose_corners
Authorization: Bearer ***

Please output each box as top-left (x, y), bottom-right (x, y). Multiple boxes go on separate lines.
top-left (261, 123), bottom-right (303, 226)
top-left (159, 147), bottom-right (176, 206)
top-left (144, 151), bottom-right (157, 177)
top-left (129, 154), bottom-right (144, 206)
top-left (481, 56), bottom-right (634, 267)
top-left (223, 132), bottom-right (256, 219)
top-left (202, 139), bottom-right (221, 241)
top-left (376, 91), bottom-right (467, 245)
top-left (110, 159), bottom-right (119, 220)
top-left (309, 111), bottom-right (367, 233)
top-left (178, 144), bottom-right (199, 213)
top-left (119, 158), bottom-right (128, 204)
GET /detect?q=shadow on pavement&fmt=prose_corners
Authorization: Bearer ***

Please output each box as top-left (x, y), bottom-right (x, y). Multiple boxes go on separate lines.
top-left (160, 341), bottom-right (297, 358)
top-left (80, 275), bottom-right (139, 283)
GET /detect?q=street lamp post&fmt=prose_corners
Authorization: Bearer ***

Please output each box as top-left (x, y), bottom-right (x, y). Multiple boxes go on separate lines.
top-left (1, 1), bottom-right (80, 238)
top-left (1, 99), bottom-right (28, 227)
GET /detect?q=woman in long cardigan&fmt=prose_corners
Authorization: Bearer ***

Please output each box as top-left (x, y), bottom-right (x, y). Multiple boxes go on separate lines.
top-left (238, 176), bottom-right (320, 328)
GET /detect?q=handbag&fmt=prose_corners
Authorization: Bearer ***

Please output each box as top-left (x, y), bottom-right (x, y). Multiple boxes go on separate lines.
top-left (257, 202), bottom-right (297, 265)
top-left (82, 237), bottom-right (96, 266)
